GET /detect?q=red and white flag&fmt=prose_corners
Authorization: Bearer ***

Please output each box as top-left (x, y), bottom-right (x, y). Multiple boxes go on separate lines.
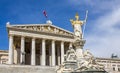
top-left (43, 10), bottom-right (47, 18)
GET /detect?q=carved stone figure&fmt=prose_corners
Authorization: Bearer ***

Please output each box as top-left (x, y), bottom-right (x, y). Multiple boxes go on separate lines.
top-left (70, 13), bottom-right (85, 39)
top-left (56, 64), bottom-right (65, 73)
top-left (65, 47), bottom-right (77, 61)
top-left (72, 49), bottom-right (105, 71)
top-left (83, 49), bottom-right (94, 61)
top-left (77, 49), bottom-right (105, 71)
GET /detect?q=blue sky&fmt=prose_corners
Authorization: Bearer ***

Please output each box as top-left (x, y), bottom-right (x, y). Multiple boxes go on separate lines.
top-left (0, 0), bottom-right (120, 58)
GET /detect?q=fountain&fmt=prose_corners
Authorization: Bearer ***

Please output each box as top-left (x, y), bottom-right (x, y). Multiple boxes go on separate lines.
top-left (56, 12), bottom-right (108, 73)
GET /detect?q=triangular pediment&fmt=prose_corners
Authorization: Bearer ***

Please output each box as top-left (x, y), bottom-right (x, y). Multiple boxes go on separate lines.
top-left (7, 24), bottom-right (73, 36)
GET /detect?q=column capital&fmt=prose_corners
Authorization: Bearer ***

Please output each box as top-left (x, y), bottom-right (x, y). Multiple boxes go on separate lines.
top-left (32, 37), bottom-right (36, 39)
top-left (52, 39), bottom-right (56, 41)
top-left (42, 39), bottom-right (46, 43)
top-left (21, 36), bottom-right (25, 40)
top-left (9, 34), bottom-right (14, 37)
top-left (42, 38), bottom-right (46, 40)
top-left (21, 36), bottom-right (25, 38)
top-left (70, 42), bottom-right (73, 44)
top-left (32, 37), bottom-right (36, 42)
top-left (61, 41), bottom-right (64, 44)
top-left (52, 40), bottom-right (56, 43)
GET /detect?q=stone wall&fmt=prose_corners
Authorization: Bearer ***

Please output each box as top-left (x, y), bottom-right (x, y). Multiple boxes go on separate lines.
top-left (0, 64), bottom-right (56, 73)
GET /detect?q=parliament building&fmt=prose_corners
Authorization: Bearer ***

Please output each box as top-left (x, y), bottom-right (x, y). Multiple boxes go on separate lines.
top-left (0, 21), bottom-right (120, 73)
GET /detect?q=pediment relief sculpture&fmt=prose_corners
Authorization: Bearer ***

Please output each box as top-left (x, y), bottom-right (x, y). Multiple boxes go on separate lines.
top-left (7, 24), bottom-right (73, 36)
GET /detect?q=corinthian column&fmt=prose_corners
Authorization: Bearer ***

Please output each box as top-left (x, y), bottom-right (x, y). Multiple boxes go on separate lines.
top-left (61, 41), bottom-right (64, 64)
top-left (57, 46), bottom-right (60, 65)
top-left (41, 39), bottom-right (46, 66)
top-left (31, 38), bottom-right (36, 65)
top-left (52, 40), bottom-right (55, 66)
top-left (20, 36), bottom-right (25, 64)
top-left (8, 35), bottom-right (14, 64)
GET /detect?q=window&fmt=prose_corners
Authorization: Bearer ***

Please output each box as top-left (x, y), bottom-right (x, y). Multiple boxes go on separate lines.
top-left (118, 65), bottom-right (120, 67)
top-left (112, 65), bottom-right (116, 66)
top-left (2, 61), bottom-right (6, 64)
top-left (113, 67), bottom-right (115, 71)
top-left (118, 68), bottom-right (120, 72)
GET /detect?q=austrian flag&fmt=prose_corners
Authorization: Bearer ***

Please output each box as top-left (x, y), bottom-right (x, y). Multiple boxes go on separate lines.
top-left (43, 10), bottom-right (47, 18)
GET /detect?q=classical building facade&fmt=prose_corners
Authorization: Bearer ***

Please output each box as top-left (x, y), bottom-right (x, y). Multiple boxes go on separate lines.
top-left (6, 22), bottom-right (74, 66)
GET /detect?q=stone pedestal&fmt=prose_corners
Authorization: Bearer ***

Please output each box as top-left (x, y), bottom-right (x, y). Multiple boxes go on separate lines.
top-left (64, 61), bottom-right (78, 71)
top-left (73, 39), bottom-right (86, 49)
top-left (73, 39), bottom-right (85, 58)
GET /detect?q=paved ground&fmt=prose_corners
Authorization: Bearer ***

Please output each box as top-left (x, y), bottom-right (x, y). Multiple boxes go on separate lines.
top-left (0, 64), bottom-right (56, 73)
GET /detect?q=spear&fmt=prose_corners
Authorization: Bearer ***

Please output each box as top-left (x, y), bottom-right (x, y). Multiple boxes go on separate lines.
top-left (82, 10), bottom-right (88, 38)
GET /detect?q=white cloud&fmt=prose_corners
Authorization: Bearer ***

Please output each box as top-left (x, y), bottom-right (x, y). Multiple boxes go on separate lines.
top-left (84, 7), bottom-right (120, 58)
top-left (92, 8), bottom-right (120, 34)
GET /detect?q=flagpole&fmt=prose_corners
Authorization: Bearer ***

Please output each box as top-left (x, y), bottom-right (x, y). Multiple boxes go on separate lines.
top-left (82, 10), bottom-right (88, 39)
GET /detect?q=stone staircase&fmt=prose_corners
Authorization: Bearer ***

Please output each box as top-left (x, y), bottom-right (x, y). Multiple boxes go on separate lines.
top-left (0, 64), bottom-right (56, 73)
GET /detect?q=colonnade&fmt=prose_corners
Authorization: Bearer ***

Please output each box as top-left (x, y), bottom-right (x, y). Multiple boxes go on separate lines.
top-left (8, 35), bottom-right (72, 66)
